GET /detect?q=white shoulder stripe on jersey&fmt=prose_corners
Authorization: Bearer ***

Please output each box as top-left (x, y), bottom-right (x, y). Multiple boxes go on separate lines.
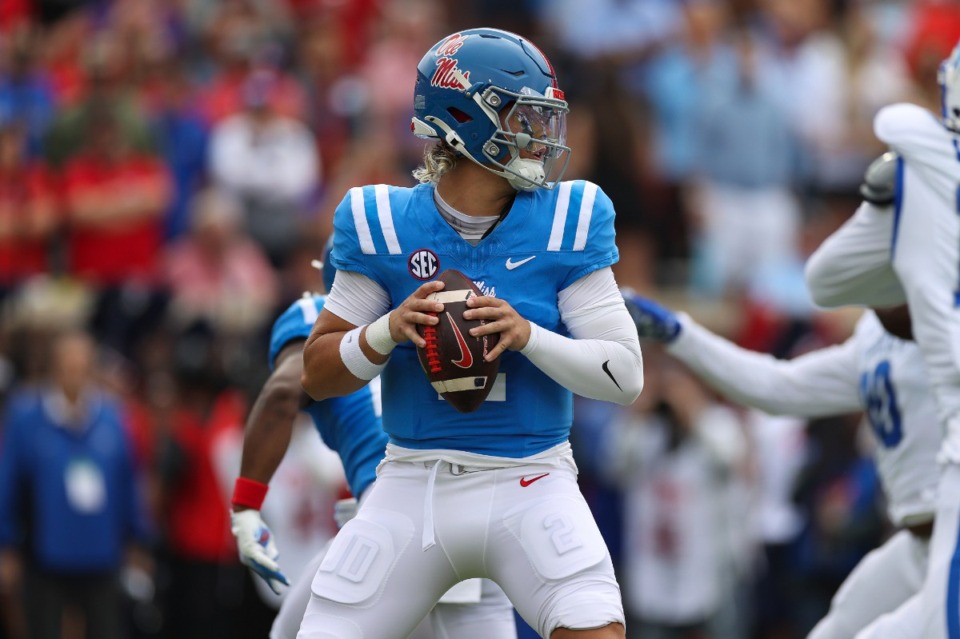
top-left (374, 184), bottom-right (402, 255)
top-left (296, 297), bottom-right (319, 324)
top-left (573, 182), bottom-right (597, 251)
top-left (350, 187), bottom-right (376, 254)
top-left (548, 181), bottom-right (572, 251)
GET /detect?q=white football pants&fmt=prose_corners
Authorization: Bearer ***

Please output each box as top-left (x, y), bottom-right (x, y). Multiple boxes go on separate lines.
top-left (806, 528), bottom-right (928, 639)
top-left (271, 512), bottom-right (516, 639)
top-left (296, 457), bottom-right (624, 639)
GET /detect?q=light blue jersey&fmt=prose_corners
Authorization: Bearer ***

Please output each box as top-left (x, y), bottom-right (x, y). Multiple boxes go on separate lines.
top-left (330, 180), bottom-right (618, 457)
top-left (269, 296), bottom-right (386, 498)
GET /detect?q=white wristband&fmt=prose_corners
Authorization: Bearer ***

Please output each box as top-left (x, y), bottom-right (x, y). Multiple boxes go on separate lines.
top-left (339, 327), bottom-right (387, 380)
top-left (365, 312), bottom-right (397, 356)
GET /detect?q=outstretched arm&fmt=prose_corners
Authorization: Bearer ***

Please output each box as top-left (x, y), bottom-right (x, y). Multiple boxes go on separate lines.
top-left (805, 201), bottom-right (905, 309)
top-left (624, 294), bottom-right (863, 417)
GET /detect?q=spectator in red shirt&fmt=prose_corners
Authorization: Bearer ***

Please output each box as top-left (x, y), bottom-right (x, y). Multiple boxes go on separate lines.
top-left (62, 108), bottom-right (172, 287)
top-left (0, 122), bottom-right (59, 291)
top-left (156, 325), bottom-right (261, 639)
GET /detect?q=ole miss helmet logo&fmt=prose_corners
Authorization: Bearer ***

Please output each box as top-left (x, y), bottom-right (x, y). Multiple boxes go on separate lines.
top-left (436, 33), bottom-right (469, 56)
top-left (408, 249), bottom-right (439, 280)
top-left (431, 33), bottom-right (471, 91)
top-left (431, 58), bottom-right (470, 90)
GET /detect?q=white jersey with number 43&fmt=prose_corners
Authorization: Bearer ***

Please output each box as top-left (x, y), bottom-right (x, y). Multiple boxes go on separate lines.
top-left (879, 103), bottom-right (960, 464)
top-left (667, 311), bottom-right (940, 526)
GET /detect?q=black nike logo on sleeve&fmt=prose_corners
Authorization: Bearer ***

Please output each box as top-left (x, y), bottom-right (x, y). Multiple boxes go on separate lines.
top-left (601, 360), bottom-right (622, 391)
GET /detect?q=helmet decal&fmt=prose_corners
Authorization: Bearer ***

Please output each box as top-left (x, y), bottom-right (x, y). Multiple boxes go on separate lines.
top-left (431, 57), bottom-right (471, 90)
top-left (436, 33), bottom-right (470, 56)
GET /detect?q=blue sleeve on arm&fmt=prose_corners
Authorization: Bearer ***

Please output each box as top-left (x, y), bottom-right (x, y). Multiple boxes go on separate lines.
top-left (268, 296), bottom-right (326, 369)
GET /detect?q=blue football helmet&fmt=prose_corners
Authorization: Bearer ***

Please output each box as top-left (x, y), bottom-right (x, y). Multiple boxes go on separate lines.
top-left (411, 28), bottom-right (570, 191)
top-left (939, 39), bottom-right (960, 132)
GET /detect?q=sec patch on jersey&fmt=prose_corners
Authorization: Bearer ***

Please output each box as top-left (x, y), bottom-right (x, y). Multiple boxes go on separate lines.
top-left (416, 269), bottom-right (500, 413)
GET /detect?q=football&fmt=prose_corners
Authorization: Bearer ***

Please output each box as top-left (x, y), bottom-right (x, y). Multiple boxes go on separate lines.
top-left (416, 269), bottom-right (501, 413)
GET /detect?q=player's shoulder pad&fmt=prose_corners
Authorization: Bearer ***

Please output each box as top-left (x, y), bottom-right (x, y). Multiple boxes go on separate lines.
top-left (268, 295), bottom-right (326, 369)
top-left (859, 151), bottom-right (900, 206)
top-left (874, 103), bottom-right (944, 149)
top-left (331, 184), bottom-right (418, 281)
top-left (541, 179), bottom-right (616, 249)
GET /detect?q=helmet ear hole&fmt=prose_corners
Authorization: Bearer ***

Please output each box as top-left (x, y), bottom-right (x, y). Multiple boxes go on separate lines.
top-left (447, 107), bottom-right (473, 123)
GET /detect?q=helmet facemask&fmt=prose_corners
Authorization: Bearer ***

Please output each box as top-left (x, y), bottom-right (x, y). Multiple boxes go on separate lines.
top-left (475, 86), bottom-right (570, 191)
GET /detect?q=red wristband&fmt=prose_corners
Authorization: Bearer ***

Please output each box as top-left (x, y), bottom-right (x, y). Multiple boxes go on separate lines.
top-left (231, 477), bottom-right (268, 510)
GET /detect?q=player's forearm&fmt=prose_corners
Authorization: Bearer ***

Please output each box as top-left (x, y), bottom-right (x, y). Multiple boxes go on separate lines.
top-left (668, 315), bottom-right (861, 416)
top-left (301, 332), bottom-right (377, 400)
top-left (804, 201), bottom-right (905, 308)
top-left (239, 372), bottom-right (301, 486)
top-left (522, 323), bottom-right (643, 405)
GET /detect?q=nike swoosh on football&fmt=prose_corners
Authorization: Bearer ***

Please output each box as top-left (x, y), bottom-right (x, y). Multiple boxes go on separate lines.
top-left (519, 473), bottom-right (550, 487)
top-left (447, 311), bottom-right (474, 368)
top-left (505, 256), bottom-right (536, 270)
top-left (601, 360), bottom-right (622, 391)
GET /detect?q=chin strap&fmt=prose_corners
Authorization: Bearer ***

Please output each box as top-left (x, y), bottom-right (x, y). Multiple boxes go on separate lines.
top-left (505, 158), bottom-right (545, 192)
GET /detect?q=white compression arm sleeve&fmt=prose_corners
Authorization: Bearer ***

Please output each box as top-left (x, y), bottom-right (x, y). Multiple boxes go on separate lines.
top-left (804, 201), bottom-right (906, 308)
top-left (521, 268), bottom-right (644, 405)
top-left (323, 270), bottom-right (390, 326)
top-left (667, 314), bottom-right (863, 416)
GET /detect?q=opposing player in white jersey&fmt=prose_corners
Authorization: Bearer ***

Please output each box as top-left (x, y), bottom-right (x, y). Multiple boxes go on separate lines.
top-left (623, 293), bottom-right (939, 638)
top-left (229, 251), bottom-right (516, 639)
top-left (299, 28), bottom-right (643, 639)
top-left (804, 39), bottom-right (960, 638)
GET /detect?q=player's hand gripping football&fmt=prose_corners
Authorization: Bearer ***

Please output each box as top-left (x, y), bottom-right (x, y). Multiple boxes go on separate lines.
top-left (463, 296), bottom-right (531, 362)
top-left (388, 280), bottom-right (445, 348)
top-left (621, 291), bottom-right (682, 344)
top-left (230, 509), bottom-right (289, 595)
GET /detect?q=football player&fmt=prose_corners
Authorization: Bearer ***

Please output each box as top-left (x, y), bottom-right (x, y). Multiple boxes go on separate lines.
top-left (229, 247), bottom-right (516, 639)
top-left (623, 292), bottom-right (938, 638)
top-left (802, 39), bottom-right (960, 638)
top-left (299, 28), bottom-right (643, 639)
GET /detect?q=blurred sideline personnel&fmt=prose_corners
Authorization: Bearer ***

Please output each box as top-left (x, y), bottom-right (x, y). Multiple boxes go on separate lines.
top-left (0, 329), bottom-right (152, 639)
top-left (803, 37), bottom-right (960, 638)
top-left (300, 28), bottom-right (643, 639)
top-left (624, 291), bottom-right (939, 638)
top-left (229, 245), bottom-right (516, 639)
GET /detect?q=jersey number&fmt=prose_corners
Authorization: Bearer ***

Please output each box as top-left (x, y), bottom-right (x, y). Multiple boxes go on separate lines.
top-left (859, 360), bottom-right (903, 448)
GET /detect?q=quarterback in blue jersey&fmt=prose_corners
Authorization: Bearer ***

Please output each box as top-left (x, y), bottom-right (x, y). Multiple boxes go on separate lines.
top-left (300, 28), bottom-right (644, 639)
top-left (230, 256), bottom-right (516, 639)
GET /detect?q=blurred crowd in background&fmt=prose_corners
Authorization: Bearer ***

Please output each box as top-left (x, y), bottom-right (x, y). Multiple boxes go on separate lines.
top-left (0, 0), bottom-right (955, 638)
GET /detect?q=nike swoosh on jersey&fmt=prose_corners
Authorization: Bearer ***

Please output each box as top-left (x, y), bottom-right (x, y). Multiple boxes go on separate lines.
top-left (601, 360), bottom-right (622, 391)
top-left (447, 312), bottom-right (474, 368)
top-left (505, 256), bottom-right (537, 270)
top-left (519, 473), bottom-right (550, 487)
